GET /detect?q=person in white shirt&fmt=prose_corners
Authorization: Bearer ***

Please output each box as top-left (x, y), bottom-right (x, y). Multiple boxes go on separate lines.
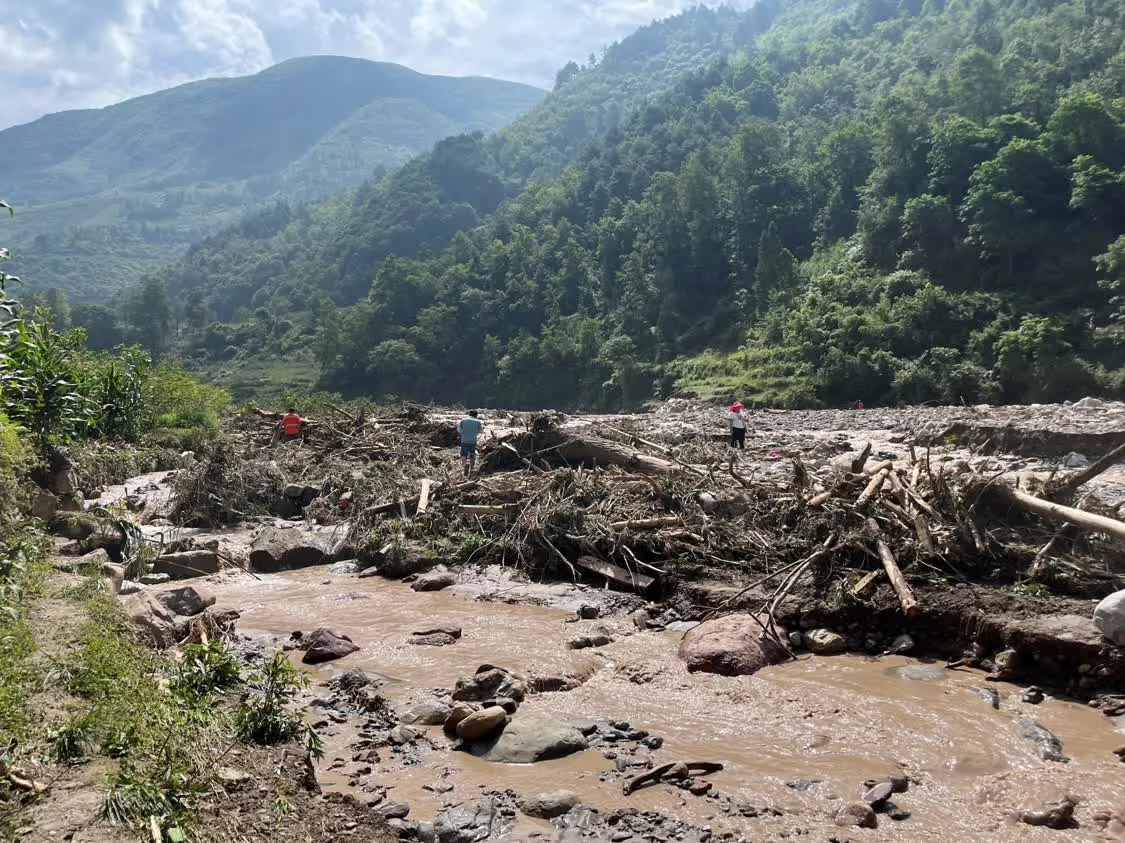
top-left (727, 402), bottom-right (748, 450)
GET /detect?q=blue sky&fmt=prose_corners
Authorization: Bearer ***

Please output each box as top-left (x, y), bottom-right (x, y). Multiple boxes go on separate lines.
top-left (0, 0), bottom-right (744, 128)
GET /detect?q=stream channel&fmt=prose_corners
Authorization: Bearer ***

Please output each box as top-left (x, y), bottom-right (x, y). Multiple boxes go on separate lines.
top-left (215, 567), bottom-right (1125, 842)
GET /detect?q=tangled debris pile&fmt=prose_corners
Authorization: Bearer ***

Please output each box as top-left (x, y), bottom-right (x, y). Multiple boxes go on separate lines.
top-left (168, 405), bottom-right (1125, 598)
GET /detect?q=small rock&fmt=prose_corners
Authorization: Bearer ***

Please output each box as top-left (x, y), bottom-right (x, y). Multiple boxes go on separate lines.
top-left (788, 631), bottom-right (803, 649)
top-left (971, 687), bottom-right (1000, 709)
top-left (835, 802), bottom-right (877, 829)
top-left (445, 702), bottom-right (478, 730)
top-left (1062, 452), bottom-right (1089, 468)
top-left (118, 580), bottom-right (143, 596)
top-left (411, 571), bottom-right (456, 592)
top-left (329, 560), bottom-right (359, 575)
top-left (887, 634), bottom-right (914, 654)
top-left (887, 772), bottom-right (909, 793)
top-left (631, 609), bottom-right (652, 630)
top-left (1017, 795), bottom-right (1077, 829)
top-left (1021, 686), bottom-right (1045, 705)
top-left (1113, 745), bottom-right (1125, 761)
top-left (689, 781), bottom-right (713, 796)
top-left (519, 791), bottom-right (579, 819)
top-left (888, 806), bottom-right (912, 821)
top-left (452, 665), bottom-right (526, 703)
top-left (301, 629), bottom-right (360, 664)
top-left (577, 605), bottom-right (600, 620)
top-left (456, 706), bottom-right (509, 741)
top-left (139, 572), bottom-right (171, 585)
top-left (414, 625), bottom-right (463, 639)
top-left (641, 735), bottom-right (664, 750)
top-left (217, 767), bottom-right (251, 790)
top-left (410, 633), bottom-right (457, 647)
top-left (1017, 719), bottom-right (1069, 763)
top-left (388, 725), bottom-right (417, 745)
top-left (377, 802), bottom-right (411, 820)
top-left (567, 634), bottom-right (612, 650)
top-left (863, 782), bottom-right (894, 809)
top-left (804, 628), bottom-right (847, 655)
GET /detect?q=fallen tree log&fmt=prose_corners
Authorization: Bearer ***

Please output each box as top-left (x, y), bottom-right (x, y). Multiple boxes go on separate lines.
top-left (552, 437), bottom-right (682, 476)
top-left (574, 555), bottom-right (655, 591)
top-left (867, 518), bottom-right (920, 617)
top-left (999, 485), bottom-right (1125, 542)
top-left (1055, 440), bottom-right (1125, 493)
top-left (609, 515), bottom-right (688, 531)
top-left (622, 761), bottom-right (724, 796)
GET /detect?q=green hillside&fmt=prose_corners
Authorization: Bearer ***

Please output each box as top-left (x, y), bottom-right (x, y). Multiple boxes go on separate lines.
top-left (89, 0), bottom-right (1125, 410)
top-left (4, 57), bottom-right (544, 298)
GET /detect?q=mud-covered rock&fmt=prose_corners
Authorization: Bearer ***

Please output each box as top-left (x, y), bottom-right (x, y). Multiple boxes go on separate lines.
top-left (519, 791), bottom-right (579, 819)
top-left (452, 666), bottom-right (526, 703)
top-left (155, 585), bottom-right (216, 617)
top-left (1017, 795), bottom-right (1077, 829)
top-left (411, 570), bottom-right (456, 592)
top-left (678, 614), bottom-right (787, 676)
top-left (835, 802), bottom-right (878, 829)
top-left (567, 634), bottom-right (612, 650)
top-left (32, 490), bottom-right (58, 521)
top-left (152, 550), bottom-right (220, 580)
top-left (249, 526), bottom-right (347, 573)
top-left (400, 697), bottom-right (452, 726)
top-left (426, 798), bottom-right (498, 843)
top-left (361, 539), bottom-right (440, 579)
top-left (455, 706), bottom-right (508, 740)
top-left (466, 713), bottom-right (587, 763)
top-left (1017, 719), bottom-right (1069, 762)
top-left (414, 625), bottom-right (462, 639)
top-left (301, 629), bottom-right (360, 664)
top-left (1094, 589), bottom-right (1125, 646)
top-left (804, 628), bottom-right (847, 655)
top-left (48, 512), bottom-right (100, 540)
top-left (410, 633), bottom-right (457, 646)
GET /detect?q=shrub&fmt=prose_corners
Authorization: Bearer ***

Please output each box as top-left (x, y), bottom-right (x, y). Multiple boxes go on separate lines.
top-left (143, 364), bottom-right (231, 431)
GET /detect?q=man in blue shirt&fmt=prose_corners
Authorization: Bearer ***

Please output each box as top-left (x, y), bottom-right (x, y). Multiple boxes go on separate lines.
top-left (457, 410), bottom-right (484, 476)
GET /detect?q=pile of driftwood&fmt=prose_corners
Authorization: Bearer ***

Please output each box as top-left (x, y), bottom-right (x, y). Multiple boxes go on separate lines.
top-left (208, 406), bottom-right (1125, 605)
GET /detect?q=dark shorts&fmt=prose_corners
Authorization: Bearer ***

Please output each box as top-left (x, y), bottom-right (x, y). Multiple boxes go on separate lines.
top-left (460, 443), bottom-right (477, 458)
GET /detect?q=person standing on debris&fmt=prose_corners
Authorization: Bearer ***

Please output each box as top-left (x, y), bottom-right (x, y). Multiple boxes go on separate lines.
top-left (457, 410), bottom-right (484, 476)
top-left (727, 402), bottom-right (748, 450)
top-left (279, 407), bottom-right (305, 443)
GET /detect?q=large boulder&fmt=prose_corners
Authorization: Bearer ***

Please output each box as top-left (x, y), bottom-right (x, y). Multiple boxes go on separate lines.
top-left (411, 570), bottom-right (456, 592)
top-left (452, 666), bottom-right (527, 703)
top-left (455, 706), bottom-right (509, 740)
top-left (465, 713), bottom-right (587, 763)
top-left (249, 526), bottom-right (347, 573)
top-left (400, 697), bottom-right (452, 726)
top-left (155, 586), bottom-right (216, 617)
top-left (678, 614), bottom-right (788, 676)
top-left (360, 539), bottom-right (441, 579)
top-left (1094, 590), bottom-right (1125, 646)
top-left (152, 550), bottom-right (221, 580)
top-left (48, 513), bottom-right (100, 540)
top-left (804, 628), bottom-right (847, 655)
top-left (427, 799), bottom-right (499, 843)
top-left (301, 628), bottom-right (360, 664)
top-left (32, 490), bottom-right (59, 521)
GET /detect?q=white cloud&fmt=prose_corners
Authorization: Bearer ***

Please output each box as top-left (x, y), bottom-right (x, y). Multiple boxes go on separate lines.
top-left (0, 0), bottom-right (748, 128)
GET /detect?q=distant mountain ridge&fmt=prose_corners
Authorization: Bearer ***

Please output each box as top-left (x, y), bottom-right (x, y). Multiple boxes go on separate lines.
top-left (3, 56), bottom-right (545, 296)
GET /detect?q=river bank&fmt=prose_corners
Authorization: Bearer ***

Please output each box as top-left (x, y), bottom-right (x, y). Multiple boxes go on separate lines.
top-left (13, 399), bottom-right (1125, 840)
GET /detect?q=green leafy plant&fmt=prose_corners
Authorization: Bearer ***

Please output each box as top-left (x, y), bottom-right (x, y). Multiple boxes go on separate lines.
top-left (172, 641), bottom-right (242, 700)
top-left (234, 652), bottom-right (321, 758)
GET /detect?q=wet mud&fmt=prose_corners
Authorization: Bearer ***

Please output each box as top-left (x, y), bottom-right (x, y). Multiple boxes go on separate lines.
top-left (217, 568), bottom-right (1125, 841)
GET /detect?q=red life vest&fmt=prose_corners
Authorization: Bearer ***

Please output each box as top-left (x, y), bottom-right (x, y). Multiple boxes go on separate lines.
top-left (282, 413), bottom-right (302, 436)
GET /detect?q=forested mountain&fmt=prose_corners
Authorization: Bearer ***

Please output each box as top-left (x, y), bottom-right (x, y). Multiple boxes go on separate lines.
top-left (103, 0), bottom-right (1125, 409)
top-left (4, 57), bottom-right (544, 298)
top-left (134, 6), bottom-right (758, 323)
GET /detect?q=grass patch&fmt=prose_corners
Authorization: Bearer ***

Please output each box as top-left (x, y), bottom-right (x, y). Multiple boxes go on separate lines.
top-left (667, 346), bottom-right (820, 408)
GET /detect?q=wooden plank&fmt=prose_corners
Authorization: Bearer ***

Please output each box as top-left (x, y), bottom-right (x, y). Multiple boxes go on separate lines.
top-left (575, 555), bottom-right (655, 591)
top-left (417, 479), bottom-right (432, 514)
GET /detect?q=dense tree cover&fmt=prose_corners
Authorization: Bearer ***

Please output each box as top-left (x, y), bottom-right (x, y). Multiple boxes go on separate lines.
top-left (4, 58), bottom-right (544, 298)
top-left (130, 0), bottom-right (1125, 410)
top-left (144, 6), bottom-right (763, 319)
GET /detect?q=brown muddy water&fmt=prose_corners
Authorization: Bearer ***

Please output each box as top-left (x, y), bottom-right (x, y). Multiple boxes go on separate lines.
top-left (218, 569), bottom-right (1125, 842)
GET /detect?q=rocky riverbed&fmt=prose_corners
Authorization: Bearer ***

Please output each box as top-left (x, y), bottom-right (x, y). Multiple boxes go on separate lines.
top-left (42, 399), bottom-right (1125, 840)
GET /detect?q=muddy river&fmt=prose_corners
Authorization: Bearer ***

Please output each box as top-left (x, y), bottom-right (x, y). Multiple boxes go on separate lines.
top-left (210, 568), bottom-right (1125, 842)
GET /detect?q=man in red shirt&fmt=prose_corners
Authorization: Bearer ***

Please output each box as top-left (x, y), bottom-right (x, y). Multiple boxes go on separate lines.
top-left (279, 408), bottom-right (304, 442)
